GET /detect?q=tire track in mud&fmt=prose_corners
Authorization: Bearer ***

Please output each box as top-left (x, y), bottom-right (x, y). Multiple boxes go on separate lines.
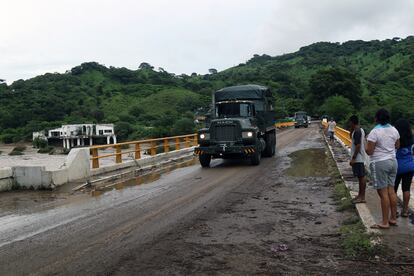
top-left (110, 125), bottom-right (395, 275)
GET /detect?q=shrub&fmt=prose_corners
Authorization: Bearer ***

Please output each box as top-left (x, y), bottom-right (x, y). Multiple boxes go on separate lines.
top-left (13, 146), bottom-right (26, 152)
top-left (37, 146), bottom-right (54, 154)
top-left (172, 118), bottom-right (195, 136)
top-left (0, 133), bottom-right (15, 144)
top-left (33, 138), bottom-right (48, 149)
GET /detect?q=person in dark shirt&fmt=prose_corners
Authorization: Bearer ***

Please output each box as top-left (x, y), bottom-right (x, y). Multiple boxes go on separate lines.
top-left (349, 115), bottom-right (367, 203)
top-left (394, 119), bottom-right (414, 217)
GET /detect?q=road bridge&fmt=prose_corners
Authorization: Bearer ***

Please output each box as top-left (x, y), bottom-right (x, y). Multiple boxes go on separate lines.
top-left (0, 123), bottom-right (413, 275)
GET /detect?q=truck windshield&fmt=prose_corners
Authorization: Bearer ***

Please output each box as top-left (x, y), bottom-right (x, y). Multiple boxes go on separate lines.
top-left (216, 103), bottom-right (253, 118)
top-left (295, 112), bottom-right (307, 119)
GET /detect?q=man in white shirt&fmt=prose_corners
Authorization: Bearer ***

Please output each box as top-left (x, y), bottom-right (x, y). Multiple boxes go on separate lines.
top-left (326, 118), bottom-right (336, 144)
top-left (349, 115), bottom-right (367, 204)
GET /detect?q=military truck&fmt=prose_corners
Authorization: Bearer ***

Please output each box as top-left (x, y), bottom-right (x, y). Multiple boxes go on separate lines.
top-left (294, 111), bottom-right (308, 128)
top-left (194, 85), bottom-right (276, 167)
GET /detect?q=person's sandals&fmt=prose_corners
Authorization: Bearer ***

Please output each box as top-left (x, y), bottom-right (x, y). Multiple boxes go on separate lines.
top-left (351, 197), bottom-right (366, 204)
top-left (396, 211), bottom-right (409, 218)
top-left (389, 221), bottom-right (398, 226)
top-left (370, 224), bottom-right (389, 229)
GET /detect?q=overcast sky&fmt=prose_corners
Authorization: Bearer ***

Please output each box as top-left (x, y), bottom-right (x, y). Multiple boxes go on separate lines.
top-left (1, 0), bottom-right (414, 83)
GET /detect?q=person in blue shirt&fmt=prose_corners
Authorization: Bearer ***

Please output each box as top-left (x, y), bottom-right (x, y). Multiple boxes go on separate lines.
top-left (394, 118), bottom-right (414, 218)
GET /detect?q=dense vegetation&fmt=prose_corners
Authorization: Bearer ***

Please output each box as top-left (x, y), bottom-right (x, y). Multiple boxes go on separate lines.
top-left (1, 36), bottom-right (414, 143)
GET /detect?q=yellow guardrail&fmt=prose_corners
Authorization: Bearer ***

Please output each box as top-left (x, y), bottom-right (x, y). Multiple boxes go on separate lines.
top-left (89, 120), bottom-right (295, 168)
top-left (322, 121), bottom-right (352, 147)
top-left (89, 134), bottom-right (198, 169)
top-left (275, 121), bottom-right (295, 128)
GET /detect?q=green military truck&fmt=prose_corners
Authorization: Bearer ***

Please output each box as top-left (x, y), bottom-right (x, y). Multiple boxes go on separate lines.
top-left (194, 85), bottom-right (276, 167)
top-left (294, 111), bottom-right (309, 128)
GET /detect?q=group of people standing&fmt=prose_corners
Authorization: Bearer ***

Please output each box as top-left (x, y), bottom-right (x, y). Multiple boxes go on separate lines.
top-left (333, 109), bottom-right (413, 229)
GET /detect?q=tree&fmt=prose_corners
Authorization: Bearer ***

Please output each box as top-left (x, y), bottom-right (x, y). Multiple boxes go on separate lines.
top-left (91, 110), bottom-right (105, 122)
top-left (308, 67), bottom-right (362, 110)
top-left (129, 105), bottom-right (144, 118)
top-left (208, 68), bottom-right (218, 74)
top-left (172, 118), bottom-right (195, 135)
top-left (139, 62), bottom-right (154, 70)
top-left (114, 122), bottom-right (134, 141)
top-left (319, 96), bottom-right (354, 123)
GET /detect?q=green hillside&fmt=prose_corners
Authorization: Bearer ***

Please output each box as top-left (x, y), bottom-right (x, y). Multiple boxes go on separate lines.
top-left (1, 36), bottom-right (414, 143)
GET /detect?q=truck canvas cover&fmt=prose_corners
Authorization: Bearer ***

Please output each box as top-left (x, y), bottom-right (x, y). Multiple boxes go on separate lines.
top-left (215, 85), bottom-right (270, 102)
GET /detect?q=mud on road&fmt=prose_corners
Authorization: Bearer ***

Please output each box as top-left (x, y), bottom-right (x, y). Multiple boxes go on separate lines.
top-left (0, 125), bottom-right (408, 275)
top-left (109, 126), bottom-right (396, 275)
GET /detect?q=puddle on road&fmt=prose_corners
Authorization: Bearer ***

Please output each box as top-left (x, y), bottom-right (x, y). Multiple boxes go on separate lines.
top-left (0, 158), bottom-right (199, 212)
top-left (91, 158), bottom-right (198, 197)
top-left (286, 148), bottom-right (329, 177)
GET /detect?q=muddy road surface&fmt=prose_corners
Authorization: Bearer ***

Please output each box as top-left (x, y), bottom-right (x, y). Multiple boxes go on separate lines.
top-left (0, 125), bottom-right (396, 275)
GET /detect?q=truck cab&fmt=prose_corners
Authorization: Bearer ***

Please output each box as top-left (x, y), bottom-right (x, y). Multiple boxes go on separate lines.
top-left (294, 111), bottom-right (309, 128)
top-left (195, 85), bottom-right (276, 167)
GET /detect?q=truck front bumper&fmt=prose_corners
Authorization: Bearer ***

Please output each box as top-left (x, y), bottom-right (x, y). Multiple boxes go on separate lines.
top-left (194, 145), bottom-right (256, 156)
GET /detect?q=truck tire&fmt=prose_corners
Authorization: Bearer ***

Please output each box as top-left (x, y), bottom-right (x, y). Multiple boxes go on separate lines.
top-left (263, 132), bottom-right (275, 157)
top-left (271, 134), bottom-right (276, 156)
top-left (251, 148), bottom-right (261, 165)
top-left (199, 154), bottom-right (211, 167)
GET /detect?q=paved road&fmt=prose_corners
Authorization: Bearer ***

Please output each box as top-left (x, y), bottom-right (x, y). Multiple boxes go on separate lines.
top-left (0, 125), bottom-right (371, 275)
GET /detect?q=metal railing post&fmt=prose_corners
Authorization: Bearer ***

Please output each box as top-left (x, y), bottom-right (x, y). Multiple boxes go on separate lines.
top-left (193, 134), bottom-right (198, 146)
top-left (163, 139), bottom-right (169, 153)
top-left (150, 141), bottom-right (157, 156)
top-left (175, 138), bottom-right (180, 150)
top-left (115, 145), bottom-right (122, 163)
top-left (91, 148), bottom-right (99, 169)
top-left (135, 143), bottom-right (141, 159)
top-left (185, 136), bottom-right (190, 148)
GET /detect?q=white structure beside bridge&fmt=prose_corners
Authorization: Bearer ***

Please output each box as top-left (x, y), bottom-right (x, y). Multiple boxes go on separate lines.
top-left (33, 124), bottom-right (117, 149)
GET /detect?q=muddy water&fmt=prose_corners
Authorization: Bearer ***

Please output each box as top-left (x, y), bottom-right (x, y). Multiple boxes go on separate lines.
top-left (91, 158), bottom-right (198, 196)
top-left (286, 148), bottom-right (329, 177)
top-left (0, 157), bottom-right (198, 215)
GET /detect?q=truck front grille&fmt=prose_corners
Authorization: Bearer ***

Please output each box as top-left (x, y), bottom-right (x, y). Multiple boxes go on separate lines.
top-left (213, 125), bottom-right (237, 141)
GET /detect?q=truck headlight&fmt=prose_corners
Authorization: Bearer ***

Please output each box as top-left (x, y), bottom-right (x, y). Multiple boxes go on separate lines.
top-left (200, 133), bottom-right (210, 140)
top-left (242, 131), bottom-right (254, 139)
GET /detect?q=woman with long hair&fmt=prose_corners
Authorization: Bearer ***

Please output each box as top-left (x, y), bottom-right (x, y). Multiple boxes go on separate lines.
top-left (366, 109), bottom-right (400, 229)
top-left (394, 118), bottom-right (414, 217)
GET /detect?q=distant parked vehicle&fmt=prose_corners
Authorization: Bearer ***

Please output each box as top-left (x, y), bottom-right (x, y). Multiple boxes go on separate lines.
top-left (294, 111), bottom-right (309, 128)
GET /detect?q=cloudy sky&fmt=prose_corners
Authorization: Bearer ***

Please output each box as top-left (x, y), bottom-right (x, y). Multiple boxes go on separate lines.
top-left (1, 0), bottom-right (414, 83)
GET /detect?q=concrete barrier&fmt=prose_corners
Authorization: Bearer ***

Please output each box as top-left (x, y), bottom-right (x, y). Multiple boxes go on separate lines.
top-left (0, 167), bottom-right (13, 192)
top-left (49, 148), bottom-right (91, 186)
top-left (9, 148), bottom-right (91, 190)
top-left (12, 166), bottom-right (51, 189)
top-left (3, 147), bottom-right (193, 191)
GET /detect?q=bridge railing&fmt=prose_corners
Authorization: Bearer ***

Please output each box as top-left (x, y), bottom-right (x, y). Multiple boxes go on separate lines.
top-left (322, 121), bottom-right (352, 147)
top-left (275, 121), bottom-right (295, 128)
top-left (89, 121), bottom-right (297, 168)
top-left (89, 134), bottom-right (198, 169)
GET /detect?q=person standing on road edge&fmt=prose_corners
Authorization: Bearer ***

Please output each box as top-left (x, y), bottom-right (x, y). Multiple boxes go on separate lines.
top-left (366, 108), bottom-right (400, 229)
top-left (393, 118), bottom-right (414, 218)
top-left (349, 115), bottom-right (367, 204)
top-left (327, 118), bottom-right (336, 144)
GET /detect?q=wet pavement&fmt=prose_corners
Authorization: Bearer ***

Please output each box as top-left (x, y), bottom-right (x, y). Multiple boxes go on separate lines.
top-left (0, 124), bottom-right (411, 275)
